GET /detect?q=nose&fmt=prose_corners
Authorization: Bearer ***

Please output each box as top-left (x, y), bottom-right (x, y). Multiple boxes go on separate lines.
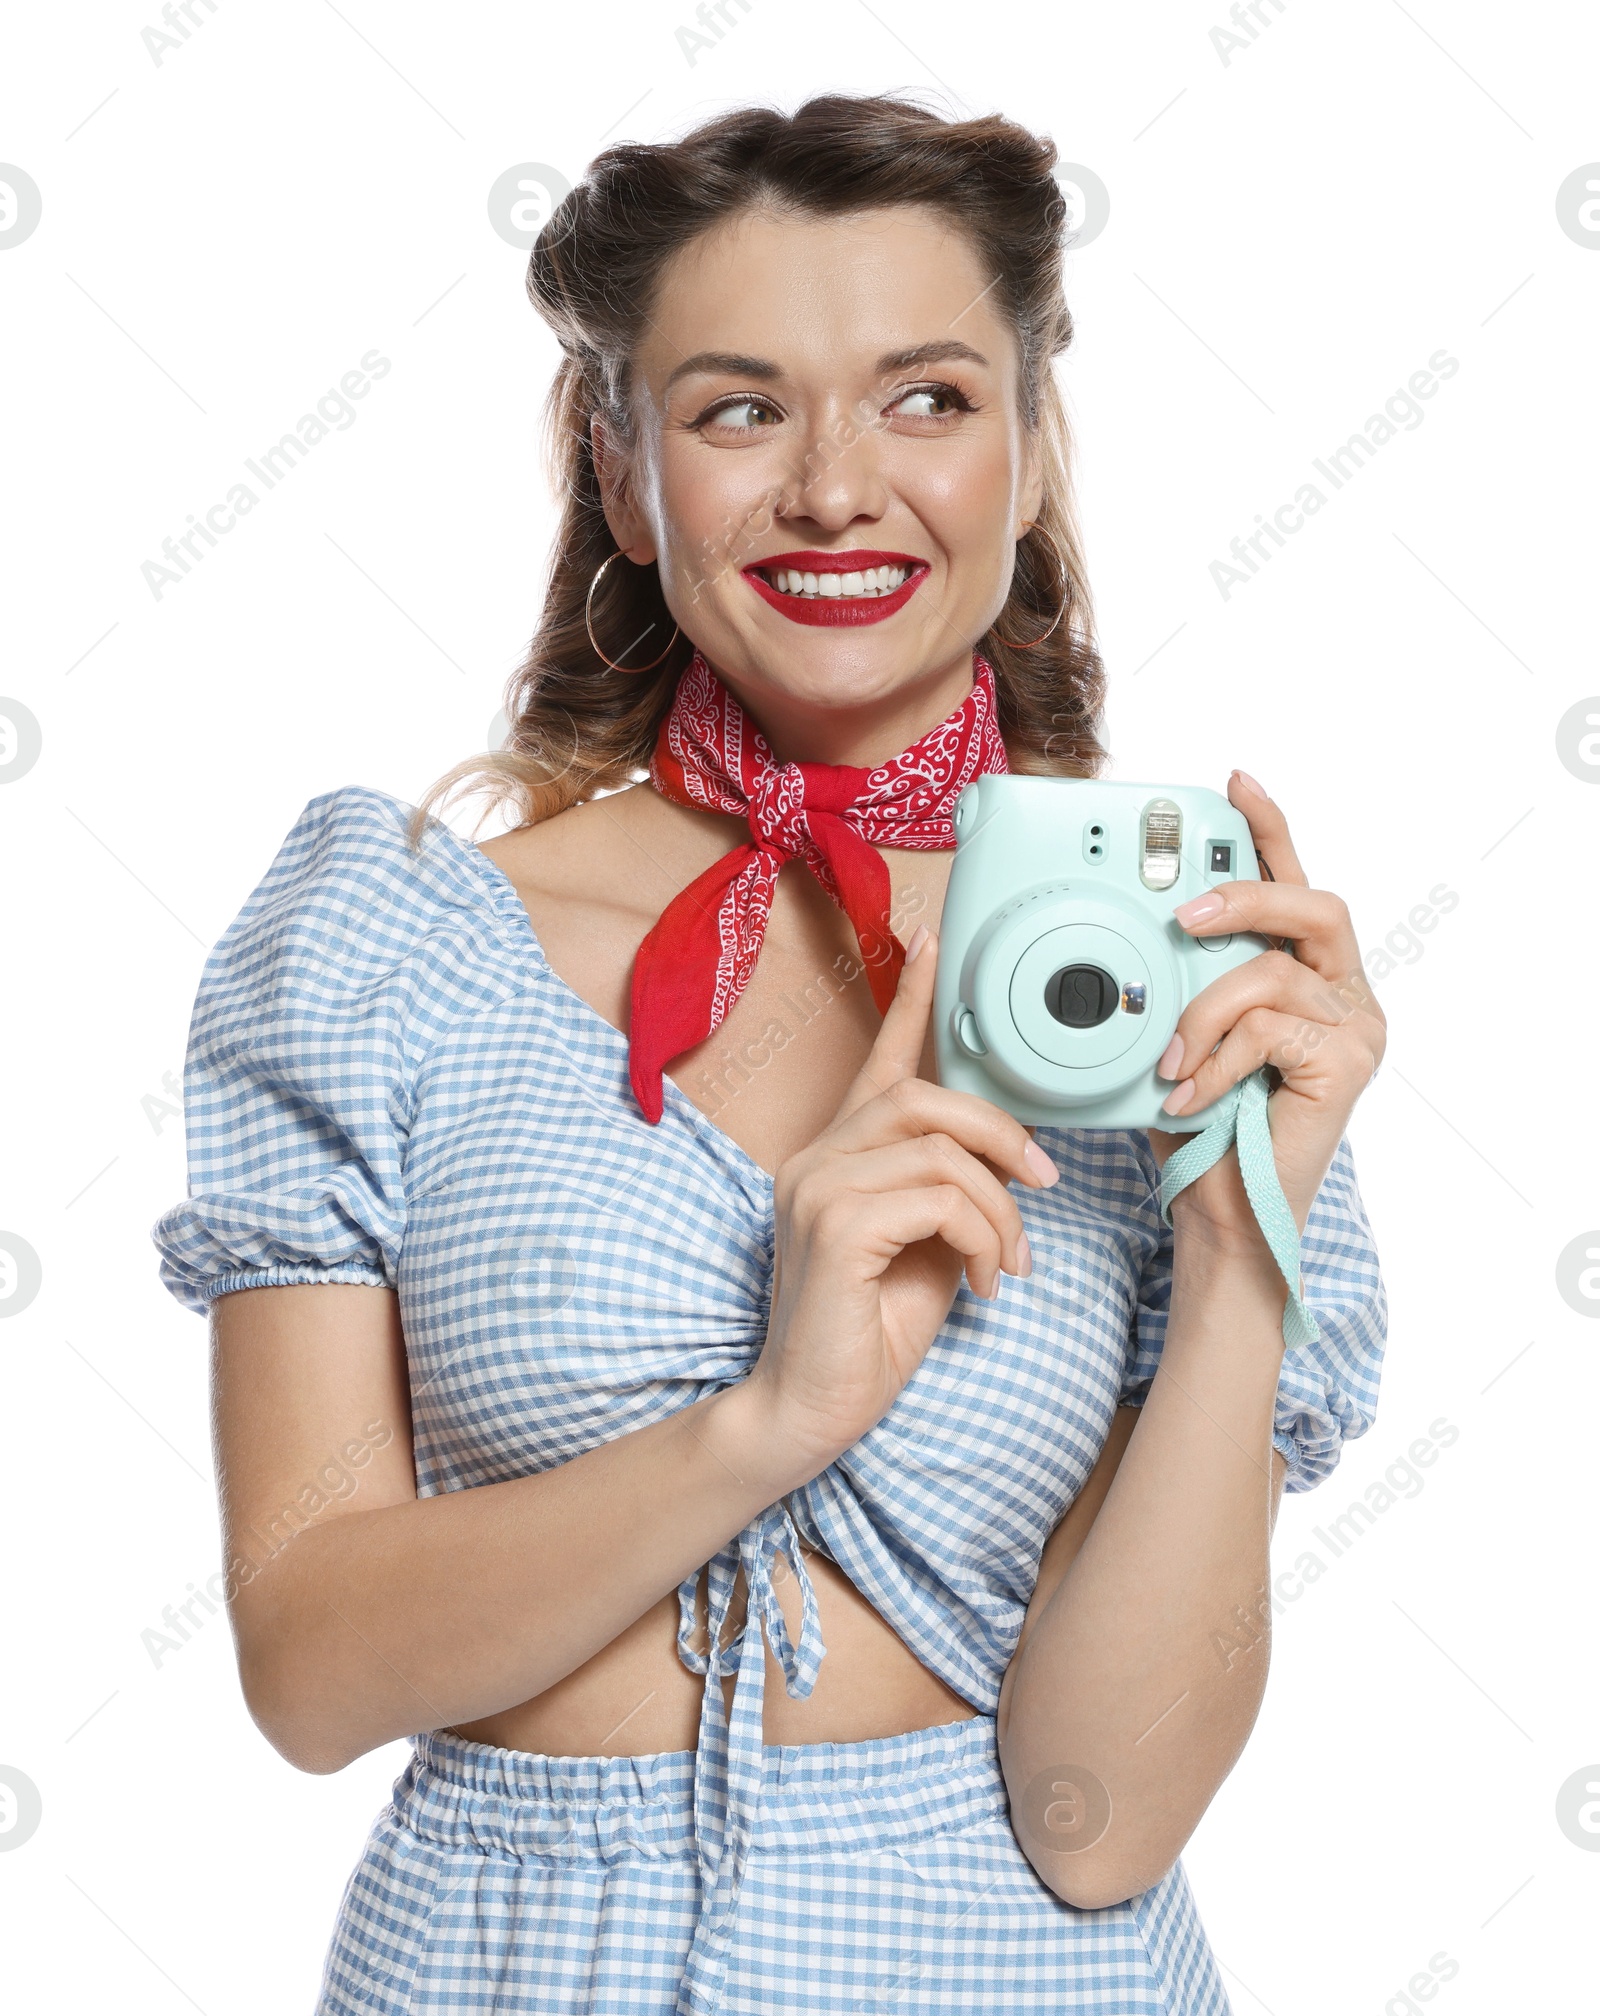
top-left (776, 402), bottom-right (888, 532)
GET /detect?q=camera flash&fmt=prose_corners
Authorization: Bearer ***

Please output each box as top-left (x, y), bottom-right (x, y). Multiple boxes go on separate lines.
top-left (1139, 800), bottom-right (1182, 891)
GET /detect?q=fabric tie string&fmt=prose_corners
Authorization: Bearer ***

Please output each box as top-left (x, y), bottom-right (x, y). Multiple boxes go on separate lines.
top-left (627, 647), bottom-right (1010, 1125)
top-left (673, 1501), bottom-right (825, 2016)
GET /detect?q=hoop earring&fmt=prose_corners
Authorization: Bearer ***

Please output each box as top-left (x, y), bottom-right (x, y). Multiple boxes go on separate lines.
top-left (993, 521), bottom-right (1069, 650)
top-left (585, 549), bottom-right (681, 674)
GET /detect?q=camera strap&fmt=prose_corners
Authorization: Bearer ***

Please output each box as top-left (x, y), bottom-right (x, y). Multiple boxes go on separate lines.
top-left (1154, 1068), bottom-right (1319, 1350)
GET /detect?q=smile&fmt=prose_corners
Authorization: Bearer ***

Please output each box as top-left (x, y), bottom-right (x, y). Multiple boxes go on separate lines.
top-left (742, 548), bottom-right (930, 627)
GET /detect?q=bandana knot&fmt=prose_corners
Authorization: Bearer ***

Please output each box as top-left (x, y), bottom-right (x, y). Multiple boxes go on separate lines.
top-left (745, 763), bottom-right (811, 855)
top-left (626, 647), bottom-right (1009, 1124)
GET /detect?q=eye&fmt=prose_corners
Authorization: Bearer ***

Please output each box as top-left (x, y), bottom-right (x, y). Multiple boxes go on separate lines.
top-left (696, 395), bottom-right (783, 434)
top-left (885, 380), bottom-right (977, 426)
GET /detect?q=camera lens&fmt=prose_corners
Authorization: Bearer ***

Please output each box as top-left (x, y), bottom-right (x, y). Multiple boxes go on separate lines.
top-left (1043, 963), bottom-right (1120, 1029)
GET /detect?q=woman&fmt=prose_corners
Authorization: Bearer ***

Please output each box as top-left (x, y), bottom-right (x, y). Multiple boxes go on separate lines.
top-left (153, 94), bottom-right (1387, 2016)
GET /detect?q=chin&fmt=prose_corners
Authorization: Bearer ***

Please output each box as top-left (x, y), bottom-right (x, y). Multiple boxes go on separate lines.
top-left (720, 629), bottom-right (974, 709)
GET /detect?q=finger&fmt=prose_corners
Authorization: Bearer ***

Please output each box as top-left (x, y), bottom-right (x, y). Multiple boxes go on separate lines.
top-left (1227, 771), bottom-right (1308, 887)
top-left (1159, 1004), bottom-right (1379, 1121)
top-left (819, 1133), bottom-right (1029, 1276)
top-left (834, 923), bottom-right (938, 1122)
top-left (1171, 880), bottom-right (1369, 993)
top-left (1157, 948), bottom-right (1381, 1087)
top-left (827, 1070), bottom-right (1059, 1191)
top-left (824, 1183), bottom-right (1007, 1301)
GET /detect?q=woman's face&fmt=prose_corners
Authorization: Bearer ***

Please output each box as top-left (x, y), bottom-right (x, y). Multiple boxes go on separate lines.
top-left (598, 203), bottom-right (1044, 762)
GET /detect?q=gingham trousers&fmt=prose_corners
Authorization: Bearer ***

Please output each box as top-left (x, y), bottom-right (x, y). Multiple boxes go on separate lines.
top-left (314, 1715), bottom-right (1230, 2014)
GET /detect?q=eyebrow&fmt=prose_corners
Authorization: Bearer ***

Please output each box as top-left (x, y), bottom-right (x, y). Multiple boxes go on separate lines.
top-left (662, 338), bottom-right (991, 395)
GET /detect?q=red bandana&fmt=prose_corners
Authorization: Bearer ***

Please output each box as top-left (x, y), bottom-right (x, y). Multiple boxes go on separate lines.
top-left (627, 648), bottom-right (1010, 1123)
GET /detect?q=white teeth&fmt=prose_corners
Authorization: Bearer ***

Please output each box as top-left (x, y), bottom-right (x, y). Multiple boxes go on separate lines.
top-left (760, 563), bottom-right (913, 599)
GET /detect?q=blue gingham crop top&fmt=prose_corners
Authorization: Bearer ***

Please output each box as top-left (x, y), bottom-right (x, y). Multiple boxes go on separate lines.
top-left (151, 786), bottom-right (1388, 2010)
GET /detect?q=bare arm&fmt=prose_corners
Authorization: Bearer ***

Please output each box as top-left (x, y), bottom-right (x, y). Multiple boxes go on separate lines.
top-left (211, 1281), bottom-right (786, 1775)
top-left (995, 1232), bottom-right (1290, 1910)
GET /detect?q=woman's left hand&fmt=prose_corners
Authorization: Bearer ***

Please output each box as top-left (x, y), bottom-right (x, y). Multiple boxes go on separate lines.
top-left (1146, 770), bottom-right (1387, 1242)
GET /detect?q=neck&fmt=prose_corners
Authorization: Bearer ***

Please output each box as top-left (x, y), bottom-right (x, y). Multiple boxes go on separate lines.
top-left (702, 647), bottom-right (980, 768)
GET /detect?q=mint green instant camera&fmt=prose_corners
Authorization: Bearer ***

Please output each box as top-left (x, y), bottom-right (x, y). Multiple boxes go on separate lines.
top-left (934, 776), bottom-right (1272, 1131)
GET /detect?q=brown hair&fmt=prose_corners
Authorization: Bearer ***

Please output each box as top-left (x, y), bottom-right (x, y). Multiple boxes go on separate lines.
top-left (409, 91), bottom-right (1106, 849)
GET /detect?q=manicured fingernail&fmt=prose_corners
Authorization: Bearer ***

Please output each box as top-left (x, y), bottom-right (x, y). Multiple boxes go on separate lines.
top-left (1156, 1034), bottom-right (1185, 1081)
top-left (1173, 892), bottom-right (1223, 926)
top-left (1233, 770), bottom-right (1265, 797)
top-left (1023, 1140), bottom-right (1060, 1186)
top-left (905, 924), bottom-right (929, 964)
top-left (1162, 1078), bottom-right (1196, 1115)
top-left (1015, 1230), bottom-right (1033, 1278)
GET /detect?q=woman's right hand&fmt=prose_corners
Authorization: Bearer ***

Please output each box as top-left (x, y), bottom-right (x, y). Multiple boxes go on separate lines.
top-left (742, 924), bottom-right (1059, 1487)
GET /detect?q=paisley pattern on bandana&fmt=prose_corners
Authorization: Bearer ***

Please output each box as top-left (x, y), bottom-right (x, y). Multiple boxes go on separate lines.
top-left (627, 648), bottom-right (1009, 1123)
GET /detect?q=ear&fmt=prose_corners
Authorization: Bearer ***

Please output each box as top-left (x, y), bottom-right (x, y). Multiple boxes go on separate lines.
top-left (590, 413), bottom-right (657, 565)
top-left (1017, 428), bottom-right (1045, 538)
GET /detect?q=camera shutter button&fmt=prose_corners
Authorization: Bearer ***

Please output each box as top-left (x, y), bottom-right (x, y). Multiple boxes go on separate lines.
top-left (954, 1007), bottom-right (989, 1057)
top-left (1197, 933), bottom-right (1234, 952)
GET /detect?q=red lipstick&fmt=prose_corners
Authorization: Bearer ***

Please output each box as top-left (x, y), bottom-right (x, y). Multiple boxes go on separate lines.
top-left (741, 548), bottom-right (929, 628)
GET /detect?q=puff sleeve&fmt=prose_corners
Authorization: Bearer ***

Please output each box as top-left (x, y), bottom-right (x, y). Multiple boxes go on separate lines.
top-left (1120, 1133), bottom-right (1388, 1493)
top-left (150, 789), bottom-right (425, 1314)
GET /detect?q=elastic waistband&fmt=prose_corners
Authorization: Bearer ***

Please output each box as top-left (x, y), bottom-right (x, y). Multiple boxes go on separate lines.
top-left (396, 1713), bottom-right (1004, 1863)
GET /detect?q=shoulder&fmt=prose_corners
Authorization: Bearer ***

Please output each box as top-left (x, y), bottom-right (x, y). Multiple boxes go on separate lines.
top-left (193, 784), bottom-right (538, 1064)
top-left (222, 782), bottom-right (519, 938)
top-left (474, 784), bottom-right (751, 993)
top-left (477, 781), bottom-right (738, 917)
top-left (231, 783), bottom-right (478, 923)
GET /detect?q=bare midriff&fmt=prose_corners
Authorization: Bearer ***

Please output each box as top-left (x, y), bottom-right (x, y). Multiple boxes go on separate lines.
top-left (453, 1539), bottom-right (978, 1756)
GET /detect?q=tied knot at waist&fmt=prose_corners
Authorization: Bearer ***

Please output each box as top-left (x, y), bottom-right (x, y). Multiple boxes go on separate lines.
top-left (675, 1498), bottom-right (825, 1705)
top-left (670, 1500), bottom-right (826, 2015)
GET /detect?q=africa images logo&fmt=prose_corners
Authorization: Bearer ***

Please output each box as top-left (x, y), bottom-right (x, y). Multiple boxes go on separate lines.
top-left (139, 349), bottom-right (392, 599)
top-left (1209, 348), bottom-right (1460, 599)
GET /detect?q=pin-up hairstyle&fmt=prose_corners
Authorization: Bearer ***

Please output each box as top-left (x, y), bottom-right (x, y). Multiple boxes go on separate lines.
top-left (411, 91), bottom-right (1106, 845)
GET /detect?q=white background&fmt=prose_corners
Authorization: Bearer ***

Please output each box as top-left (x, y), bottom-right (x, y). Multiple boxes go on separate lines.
top-left (2, 2), bottom-right (1597, 2010)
